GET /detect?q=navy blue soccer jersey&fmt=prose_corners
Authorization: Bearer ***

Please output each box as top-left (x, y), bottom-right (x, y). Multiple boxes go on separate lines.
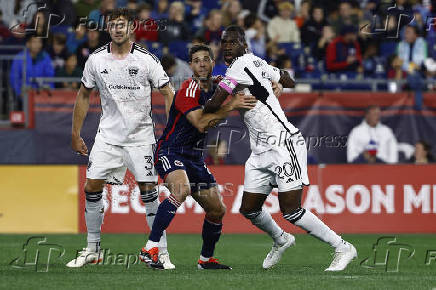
top-left (156, 78), bottom-right (216, 160)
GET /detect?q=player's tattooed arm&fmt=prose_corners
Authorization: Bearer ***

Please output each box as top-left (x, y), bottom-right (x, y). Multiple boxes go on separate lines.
top-left (279, 69), bottom-right (295, 88)
top-left (203, 86), bottom-right (229, 113)
top-left (72, 84), bottom-right (92, 156)
top-left (159, 82), bottom-right (175, 119)
top-left (187, 93), bottom-right (257, 133)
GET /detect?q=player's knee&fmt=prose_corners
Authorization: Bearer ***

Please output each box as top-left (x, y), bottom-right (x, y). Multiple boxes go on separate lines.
top-left (206, 203), bottom-right (226, 222)
top-left (84, 181), bottom-right (104, 193)
top-left (239, 208), bottom-right (261, 220)
top-left (282, 207), bottom-right (306, 224)
top-left (280, 203), bottom-right (301, 215)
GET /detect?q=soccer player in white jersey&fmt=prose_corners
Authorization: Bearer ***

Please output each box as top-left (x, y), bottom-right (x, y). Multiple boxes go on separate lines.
top-left (204, 26), bottom-right (357, 271)
top-left (67, 9), bottom-right (175, 269)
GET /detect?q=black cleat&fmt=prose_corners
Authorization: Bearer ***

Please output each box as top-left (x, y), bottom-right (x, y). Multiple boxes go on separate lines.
top-left (197, 258), bottom-right (232, 270)
top-left (139, 247), bottom-right (164, 270)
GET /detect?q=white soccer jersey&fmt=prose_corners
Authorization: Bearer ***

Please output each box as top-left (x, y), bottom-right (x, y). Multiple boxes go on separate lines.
top-left (219, 53), bottom-right (300, 154)
top-left (81, 42), bottom-right (170, 146)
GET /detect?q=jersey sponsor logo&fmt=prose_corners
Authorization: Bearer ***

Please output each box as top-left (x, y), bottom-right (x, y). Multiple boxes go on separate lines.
top-left (101, 69), bottom-right (109, 74)
top-left (253, 60), bottom-right (262, 67)
top-left (174, 160), bottom-right (184, 167)
top-left (128, 66), bottom-right (139, 77)
top-left (108, 84), bottom-right (141, 90)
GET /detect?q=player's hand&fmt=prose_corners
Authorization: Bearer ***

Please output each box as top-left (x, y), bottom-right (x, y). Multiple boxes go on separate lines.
top-left (272, 81), bottom-right (283, 97)
top-left (72, 134), bottom-right (88, 156)
top-left (230, 92), bottom-right (257, 110)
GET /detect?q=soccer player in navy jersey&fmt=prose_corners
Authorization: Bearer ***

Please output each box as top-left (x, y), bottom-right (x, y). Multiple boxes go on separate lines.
top-left (139, 44), bottom-right (257, 269)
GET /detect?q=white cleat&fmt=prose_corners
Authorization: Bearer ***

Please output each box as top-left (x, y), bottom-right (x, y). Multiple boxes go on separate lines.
top-left (262, 232), bottom-right (296, 269)
top-left (66, 248), bottom-right (103, 268)
top-left (325, 242), bottom-right (357, 271)
top-left (159, 252), bottom-right (175, 270)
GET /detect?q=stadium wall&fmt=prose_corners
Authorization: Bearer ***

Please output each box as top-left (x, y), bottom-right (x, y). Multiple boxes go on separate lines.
top-left (2, 164), bottom-right (434, 234)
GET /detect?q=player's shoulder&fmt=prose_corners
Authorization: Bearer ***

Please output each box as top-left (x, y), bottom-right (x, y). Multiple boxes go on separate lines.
top-left (178, 78), bottom-right (199, 97)
top-left (91, 43), bottom-right (110, 58)
top-left (131, 42), bottom-right (160, 63)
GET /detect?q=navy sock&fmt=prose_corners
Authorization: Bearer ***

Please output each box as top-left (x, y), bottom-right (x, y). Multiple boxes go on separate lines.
top-left (149, 198), bottom-right (178, 242)
top-left (200, 219), bottom-right (223, 258)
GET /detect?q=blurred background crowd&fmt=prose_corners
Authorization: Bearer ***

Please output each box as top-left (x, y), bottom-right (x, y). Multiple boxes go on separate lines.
top-left (2, 0), bottom-right (436, 93)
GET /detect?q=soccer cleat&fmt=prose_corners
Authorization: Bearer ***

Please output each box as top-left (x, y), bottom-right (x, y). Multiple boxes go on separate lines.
top-left (66, 248), bottom-right (103, 268)
top-left (325, 242), bottom-right (357, 271)
top-left (262, 232), bottom-right (296, 269)
top-left (139, 247), bottom-right (164, 270)
top-left (159, 252), bottom-right (175, 270)
top-left (197, 258), bottom-right (232, 270)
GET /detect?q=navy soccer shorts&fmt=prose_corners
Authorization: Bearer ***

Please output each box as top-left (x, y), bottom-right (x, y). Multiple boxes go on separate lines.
top-left (155, 151), bottom-right (217, 193)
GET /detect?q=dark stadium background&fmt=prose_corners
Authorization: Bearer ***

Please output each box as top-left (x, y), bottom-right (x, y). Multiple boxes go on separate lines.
top-left (0, 1), bottom-right (435, 289)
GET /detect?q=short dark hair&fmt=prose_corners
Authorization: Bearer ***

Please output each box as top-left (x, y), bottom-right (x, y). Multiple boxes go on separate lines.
top-left (189, 44), bottom-right (214, 62)
top-left (223, 25), bottom-right (246, 43)
top-left (161, 54), bottom-right (176, 72)
top-left (107, 8), bottom-right (135, 23)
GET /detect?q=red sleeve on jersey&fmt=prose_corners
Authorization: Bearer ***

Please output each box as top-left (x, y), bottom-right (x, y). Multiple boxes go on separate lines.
top-left (175, 79), bottom-right (202, 114)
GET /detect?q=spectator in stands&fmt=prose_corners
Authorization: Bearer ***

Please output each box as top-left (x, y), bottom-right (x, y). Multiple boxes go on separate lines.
top-left (267, 2), bottom-right (300, 43)
top-left (257, 0), bottom-right (280, 22)
top-left (347, 105), bottom-right (398, 164)
top-left (10, 35), bottom-right (54, 108)
top-left (89, 0), bottom-right (116, 25)
top-left (198, 9), bottom-right (224, 44)
top-left (74, 0), bottom-right (100, 19)
top-left (408, 140), bottom-right (434, 164)
top-left (76, 27), bottom-right (102, 69)
top-left (294, 0), bottom-right (311, 28)
top-left (126, 0), bottom-right (138, 10)
top-left (151, 0), bottom-right (169, 20)
top-left (222, 0), bottom-right (242, 27)
top-left (135, 3), bottom-right (158, 42)
top-left (44, 0), bottom-right (76, 26)
top-left (331, 1), bottom-right (359, 35)
top-left (301, 6), bottom-right (329, 48)
top-left (55, 54), bottom-right (82, 89)
top-left (185, 0), bottom-right (207, 34)
top-left (67, 20), bottom-right (88, 54)
top-left (158, 1), bottom-right (191, 44)
top-left (244, 13), bottom-right (267, 59)
top-left (398, 25), bottom-right (427, 73)
top-left (48, 33), bottom-right (69, 73)
top-left (387, 54), bottom-right (407, 92)
top-left (313, 25), bottom-right (335, 60)
top-left (161, 53), bottom-right (192, 90)
top-left (0, 0), bottom-right (36, 30)
top-left (326, 25), bottom-right (362, 72)
top-left (0, 11), bottom-right (11, 42)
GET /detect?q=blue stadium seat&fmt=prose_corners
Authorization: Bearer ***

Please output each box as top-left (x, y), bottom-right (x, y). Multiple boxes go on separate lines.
top-left (379, 41), bottom-right (397, 58)
top-left (142, 41), bottom-right (163, 58)
top-left (168, 41), bottom-right (189, 62)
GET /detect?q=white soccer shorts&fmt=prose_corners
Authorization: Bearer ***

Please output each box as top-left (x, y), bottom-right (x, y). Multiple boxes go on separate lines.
top-left (86, 135), bottom-right (158, 183)
top-left (244, 133), bottom-right (310, 194)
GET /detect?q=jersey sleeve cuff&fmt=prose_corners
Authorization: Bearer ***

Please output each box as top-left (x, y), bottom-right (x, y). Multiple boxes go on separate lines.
top-left (81, 81), bottom-right (94, 89)
top-left (158, 81), bottom-right (170, 90)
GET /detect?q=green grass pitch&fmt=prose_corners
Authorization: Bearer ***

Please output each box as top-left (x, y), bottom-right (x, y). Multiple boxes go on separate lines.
top-left (1, 233), bottom-right (435, 289)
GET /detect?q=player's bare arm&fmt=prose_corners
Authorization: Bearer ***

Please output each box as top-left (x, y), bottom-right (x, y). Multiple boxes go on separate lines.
top-left (202, 86), bottom-right (229, 114)
top-left (187, 93), bottom-right (257, 133)
top-left (279, 69), bottom-right (295, 88)
top-left (159, 82), bottom-right (175, 118)
top-left (72, 84), bottom-right (92, 156)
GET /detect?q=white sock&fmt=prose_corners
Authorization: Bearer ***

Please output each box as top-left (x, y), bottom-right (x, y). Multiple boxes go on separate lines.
top-left (293, 209), bottom-right (342, 249)
top-left (245, 209), bottom-right (286, 245)
top-left (85, 197), bottom-right (104, 252)
top-left (145, 240), bottom-right (159, 251)
top-left (145, 198), bottom-right (168, 254)
top-left (199, 255), bottom-right (210, 262)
